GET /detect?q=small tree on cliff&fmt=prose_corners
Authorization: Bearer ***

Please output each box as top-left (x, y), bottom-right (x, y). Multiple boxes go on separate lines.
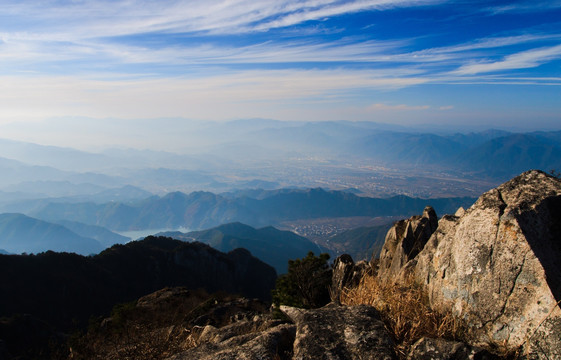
top-left (272, 252), bottom-right (332, 309)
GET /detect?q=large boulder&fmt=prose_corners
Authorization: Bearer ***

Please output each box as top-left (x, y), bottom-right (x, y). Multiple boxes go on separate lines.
top-left (281, 303), bottom-right (396, 360)
top-left (381, 171), bottom-right (561, 358)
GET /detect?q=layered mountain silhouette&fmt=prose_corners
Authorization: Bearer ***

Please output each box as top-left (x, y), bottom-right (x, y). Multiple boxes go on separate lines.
top-left (348, 130), bottom-right (561, 179)
top-left (29, 188), bottom-right (475, 232)
top-left (2, 125), bottom-right (561, 200)
top-left (0, 213), bottom-right (105, 255)
top-left (159, 222), bottom-right (323, 273)
top-left (454, 133), bottom-right (561, 178)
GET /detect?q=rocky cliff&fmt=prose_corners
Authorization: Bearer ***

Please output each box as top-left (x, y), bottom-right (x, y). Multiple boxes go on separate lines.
top-left (376, 205), bottom-right (438, 283)
top-left (377, 170), bottom-right (561, 358)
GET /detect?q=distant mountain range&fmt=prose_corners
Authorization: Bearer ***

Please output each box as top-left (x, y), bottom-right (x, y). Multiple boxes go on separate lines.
top-left (348, 131), bottom-right (561, 178)
top-left (0, 213), bottom-right (104, 255)
top-left (29, 188), bottom-right (475, 232)
top-left (453, 133), bottom-right (561, 178)
top-left (1, 123), bottom-right (561, 200)
top-left (159, 222), bottom-right (323, 273)
top-left (0, 213), bottom-right (129, 255)
top-left (0, 209), bottom-right (389, 273)
top-left (1, 121), bottom-right (559, 259)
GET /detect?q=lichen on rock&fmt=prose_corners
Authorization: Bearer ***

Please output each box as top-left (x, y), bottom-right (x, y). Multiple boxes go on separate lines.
top-left (377, 170), bottom-right (561, 359)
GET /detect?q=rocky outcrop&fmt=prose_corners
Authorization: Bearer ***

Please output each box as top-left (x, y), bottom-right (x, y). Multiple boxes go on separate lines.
top-left (170, 302), bottom-right (398, 360)
top-left (281, 303), bottom-right (396, 360)
top-left (376, 206), bottom-right (438, 283)
top-left (331, 254), bottom-right (371, 303)
top-left (379, 171), bottom-right (561, 359)
top-left (168, 321), bottom-right (296, 360)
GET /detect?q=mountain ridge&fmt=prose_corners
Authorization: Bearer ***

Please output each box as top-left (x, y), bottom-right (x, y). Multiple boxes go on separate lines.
top-left (0, 213), bottom-right (104, 255)
top-left (29, 188), bottom-right (475, 232)
top-left (159, 222), bottom-right (323, 273)
top-left (0, 236), bottom-right (276, 332)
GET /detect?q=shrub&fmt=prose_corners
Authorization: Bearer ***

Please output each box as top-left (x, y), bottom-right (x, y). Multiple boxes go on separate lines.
top-left (272, 252), bottom-right (332, 310)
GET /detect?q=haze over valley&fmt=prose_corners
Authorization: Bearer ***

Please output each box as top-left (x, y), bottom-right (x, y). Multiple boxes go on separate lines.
top-left (0, 119), bottom-right (560, 260)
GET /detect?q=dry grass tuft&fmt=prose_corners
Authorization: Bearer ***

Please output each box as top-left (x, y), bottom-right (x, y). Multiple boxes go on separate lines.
top-left (341, 274), bottom-right (465, 356)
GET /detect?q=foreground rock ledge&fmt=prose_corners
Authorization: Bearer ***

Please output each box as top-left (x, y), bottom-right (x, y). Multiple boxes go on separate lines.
top-left (281, 303), bottom-right (396, 360)
top-left (379, 170), bottom-right (561, 359)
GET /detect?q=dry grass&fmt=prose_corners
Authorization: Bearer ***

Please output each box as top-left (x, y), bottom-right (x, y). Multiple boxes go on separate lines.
top-left (341, 274), bottom-right (465, 356)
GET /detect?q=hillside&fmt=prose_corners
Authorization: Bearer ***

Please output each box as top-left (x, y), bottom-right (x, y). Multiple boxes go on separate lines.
top-left (0, 213), bottom-right (104, 255)
top-left (326, 223), bottom-right (392, 261)
top-left (0, 236), bottom-right (276, 332)
top-left (454, 133), bottom-right (561, 179)
top-left (52, 219), bottom-right (130, 248)
top-left (160, 222), bottom-right (323, 273)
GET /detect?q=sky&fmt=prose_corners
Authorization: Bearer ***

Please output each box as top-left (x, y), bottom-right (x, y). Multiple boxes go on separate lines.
top-left (0, 0), bottom-right (560, 140)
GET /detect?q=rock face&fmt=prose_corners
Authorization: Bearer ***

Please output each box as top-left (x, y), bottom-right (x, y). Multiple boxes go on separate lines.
top-left (376, 206), bottom-right (438, 283)
top-left (407, 338), bottom-right (498, 360)
top-left (168, 321), bottom-right (296, 360)
top-left (379, 171), bottom-right (561, 359)
top-left (281, 303), bottom-right (396, 360)
top-left (331, 254), bottom-right (370, 303)
top-left (170, 302), bottom-right (397, 360)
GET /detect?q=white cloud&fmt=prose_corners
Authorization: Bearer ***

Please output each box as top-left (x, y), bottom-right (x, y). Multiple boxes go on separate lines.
top-left (253, 0), bottom-right (442, 31)
top-left (454, 44), bottom-right (561, 75)
top-left (0, 0), bottom-right (443, 39)
top-left (418, 34), bottom-right (561, 55)
top-left (0, 69), bottom-right (428, 123)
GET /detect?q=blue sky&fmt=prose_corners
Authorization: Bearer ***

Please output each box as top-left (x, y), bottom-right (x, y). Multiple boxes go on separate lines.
top-left (0, 0), bottom-right (560, 132)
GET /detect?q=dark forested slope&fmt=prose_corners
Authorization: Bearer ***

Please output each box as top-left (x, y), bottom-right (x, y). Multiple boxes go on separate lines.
top-left (160, 222), bottom-right (323, 273)
top-left (0, 237), bottom-right (276, 331)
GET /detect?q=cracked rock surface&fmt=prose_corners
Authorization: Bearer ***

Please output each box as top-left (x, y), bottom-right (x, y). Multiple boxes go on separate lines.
top-left (407, 337), bottom-right (499, 360)
top-left (380, 170), bottom-right (561, 359)
top-left (281, 303), bottom-right (396, 360)
top-left (376, 205), bottom-right (438, 284)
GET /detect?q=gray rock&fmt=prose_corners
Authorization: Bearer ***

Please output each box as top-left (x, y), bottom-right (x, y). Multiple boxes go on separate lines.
top-left (281, 303), bottom-right (396, 360)
top-left (168, 320), bottom-right (296, 360)
top-left (381, 171), bottom-right (561, 359)
top-left (331, 255), bottom-right (370, 303)
top-left (408, 337), bottom-right (499, 360)
top-left (377, 206), bottom-right (438, 283)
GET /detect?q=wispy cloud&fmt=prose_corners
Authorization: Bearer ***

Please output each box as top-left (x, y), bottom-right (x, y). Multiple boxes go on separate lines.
top-left (453, 44), bottom-right (561, 75)
top-left (368, 103), bottom-right (430, 111)
top-left (0, 69), bottom-right (429, 123)
top-left (0, 0), bottom-right (443, 39)
top-left (484, 0), bottom-right (561, 14)
top-left (252, 0), bottom-right (443, 31)
top-left (417, 34), bottom-right (561, 55)
top-left (0, 0), bottom-right (560, 129)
